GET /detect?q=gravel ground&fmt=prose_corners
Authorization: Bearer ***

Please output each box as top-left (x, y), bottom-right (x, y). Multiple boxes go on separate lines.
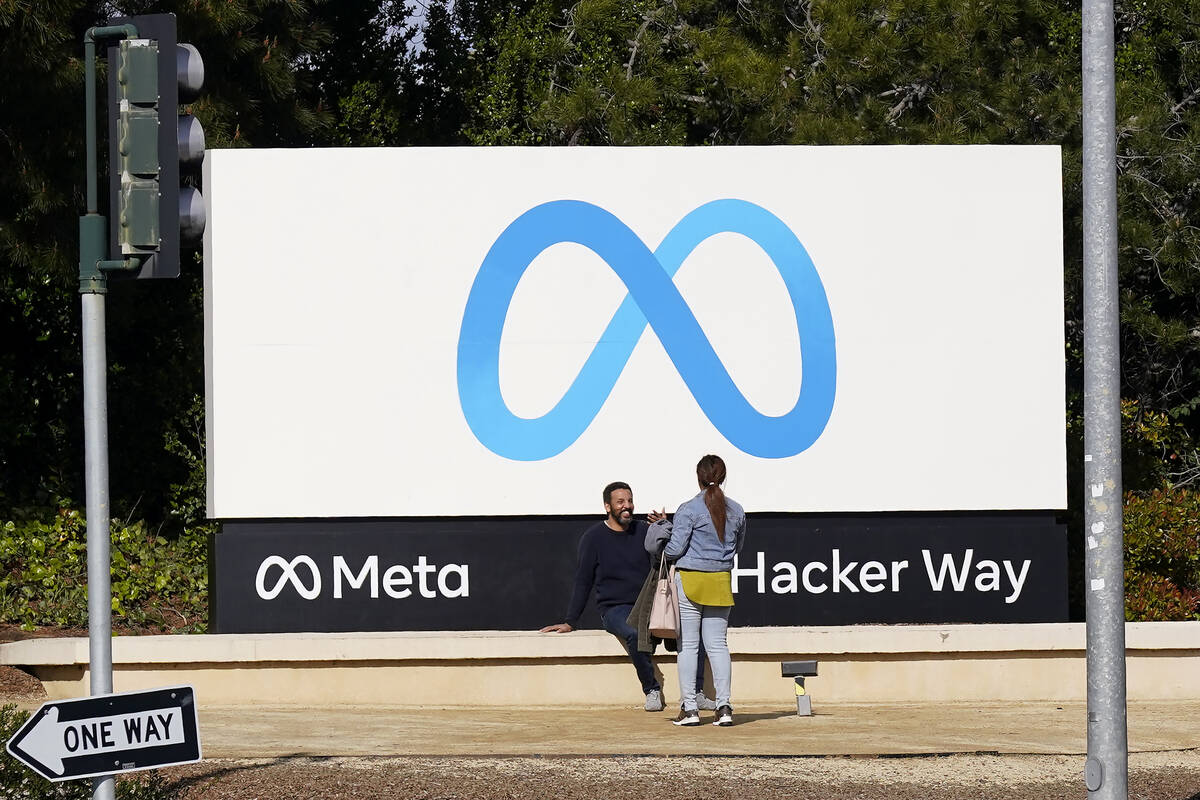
top-left (156, 751), bottom-right (1200, 800)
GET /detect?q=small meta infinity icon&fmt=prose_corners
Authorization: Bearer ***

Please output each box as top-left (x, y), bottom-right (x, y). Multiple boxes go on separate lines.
top-left (457, 199), bottom-right (836, 461)
top-left (255, 555), bottom-right (322, 600)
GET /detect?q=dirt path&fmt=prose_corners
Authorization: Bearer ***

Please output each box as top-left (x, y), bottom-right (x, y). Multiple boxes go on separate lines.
top-left (158, 751), bottom-right (1200, 800)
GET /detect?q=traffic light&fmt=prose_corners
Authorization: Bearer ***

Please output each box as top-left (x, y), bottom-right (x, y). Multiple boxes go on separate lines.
top-left (107, 13), bottom-right (205, 279)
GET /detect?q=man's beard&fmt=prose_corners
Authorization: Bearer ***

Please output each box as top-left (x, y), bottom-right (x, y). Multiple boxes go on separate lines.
top-left (610, 509), bottom-right (632, 527)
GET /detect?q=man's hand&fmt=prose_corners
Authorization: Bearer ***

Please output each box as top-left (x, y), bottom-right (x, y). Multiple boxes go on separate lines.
top-left (539, 622), bottom-right (573, 633)
top-left (647, 508), bottom-right (668, 523)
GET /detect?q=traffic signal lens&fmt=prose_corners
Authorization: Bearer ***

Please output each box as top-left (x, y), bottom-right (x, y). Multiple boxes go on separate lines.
top-left (179, 186), bottom-right (205, 245)
top-left (178, 115), bottom-right (205, 167)
top-left (176, 43), bottom-right (204, 102)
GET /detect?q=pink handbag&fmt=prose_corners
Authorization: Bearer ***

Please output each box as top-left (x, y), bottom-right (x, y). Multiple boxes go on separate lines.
top-left (648, 552), bottom-right (680, 639)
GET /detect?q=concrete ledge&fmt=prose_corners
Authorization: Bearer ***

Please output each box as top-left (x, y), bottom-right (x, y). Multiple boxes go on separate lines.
top-left (4, 622), bottom-right (1198, 706)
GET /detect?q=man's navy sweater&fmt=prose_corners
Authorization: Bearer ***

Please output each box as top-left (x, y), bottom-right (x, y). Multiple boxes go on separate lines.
top-left (565, 520), bottom-right (652, 626)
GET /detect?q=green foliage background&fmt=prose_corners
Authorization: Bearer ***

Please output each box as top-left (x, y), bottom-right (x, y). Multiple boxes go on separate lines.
top-left (0, 0), bottom-right (1197, 626)
top-left (0, 509), bottom-right (207, 632)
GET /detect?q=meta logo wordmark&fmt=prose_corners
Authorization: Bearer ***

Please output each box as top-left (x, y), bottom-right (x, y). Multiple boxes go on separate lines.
top-left (253, 555), bottom-right (470, 600)
top-left (457, 199), bottom-right (837, 461)
top-left (255, 555), bottom-right (321, 600)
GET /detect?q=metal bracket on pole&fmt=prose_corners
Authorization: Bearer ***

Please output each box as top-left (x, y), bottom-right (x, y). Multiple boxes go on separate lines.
top-left (80, 22), bottom-right (139, 297)
top-left (79, 216), bottom-right (141, 294)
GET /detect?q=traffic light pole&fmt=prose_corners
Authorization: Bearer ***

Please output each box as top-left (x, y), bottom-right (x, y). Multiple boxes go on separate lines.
top-left (78, 27), bottom-right (204, 794)
top-left (81, 24), bottom-right (140, 800)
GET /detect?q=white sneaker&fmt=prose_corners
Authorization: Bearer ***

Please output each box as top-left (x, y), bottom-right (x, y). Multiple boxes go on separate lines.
top-left (644, 689), bottom-right (664, 712)
top-left (672, 709), bottom-right (700, 726)
top-left (696, 692), bottom-right (718, 711)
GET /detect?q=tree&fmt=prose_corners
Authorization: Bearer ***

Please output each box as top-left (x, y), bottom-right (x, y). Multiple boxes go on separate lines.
top-left (0, 0), bottom-right (339, 526)
top-left (0, 0), bottom-right (97, 511)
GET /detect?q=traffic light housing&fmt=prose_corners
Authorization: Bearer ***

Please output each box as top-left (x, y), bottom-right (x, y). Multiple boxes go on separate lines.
top-left (106, 13), bottom-right (205, 279)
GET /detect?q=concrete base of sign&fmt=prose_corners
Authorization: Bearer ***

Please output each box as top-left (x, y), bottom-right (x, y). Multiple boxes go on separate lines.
top-left (3, 622), bottom-right (1198, 707)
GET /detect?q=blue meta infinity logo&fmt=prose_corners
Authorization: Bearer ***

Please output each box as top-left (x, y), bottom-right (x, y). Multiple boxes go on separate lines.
top-left (456, 199), bottom-right (836, 461)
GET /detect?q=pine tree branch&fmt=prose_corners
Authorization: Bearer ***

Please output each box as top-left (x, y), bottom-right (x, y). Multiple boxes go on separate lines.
top-left (1170, 87), bottom-right (1200, 117)
top-left (626, 15), bottom-right (652, 80)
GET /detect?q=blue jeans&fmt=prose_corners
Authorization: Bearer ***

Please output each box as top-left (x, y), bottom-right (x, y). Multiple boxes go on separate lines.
top-left (674, 573), bottom-right (731, 711)
top-left (601, 604), bottom-right (660, 695)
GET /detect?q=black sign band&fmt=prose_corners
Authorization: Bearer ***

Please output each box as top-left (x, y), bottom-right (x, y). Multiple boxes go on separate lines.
top-left (210, 513), bottom-right (1067, 633)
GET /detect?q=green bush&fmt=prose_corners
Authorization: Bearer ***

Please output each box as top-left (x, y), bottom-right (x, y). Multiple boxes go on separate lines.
top-left (0, 507), bottom-right (208, 633)
top-left (1066, 401), bottom-right (1200, 621)
top-left (1123, 487), bottom-right (1200, 621)
top-left (0, 704), bottom-right (179, 799)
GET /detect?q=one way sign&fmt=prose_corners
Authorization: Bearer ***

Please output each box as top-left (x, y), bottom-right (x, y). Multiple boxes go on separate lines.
top-left (6, 686), bottom-right (201, 781)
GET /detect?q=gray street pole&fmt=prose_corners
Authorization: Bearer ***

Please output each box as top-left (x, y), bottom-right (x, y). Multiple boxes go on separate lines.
top-left (81, 23), bottom-right (138, 800)
top-left (1081, 0), bottom-right (1130, 796)
top-left (81, 292), bottom-right (112, 800)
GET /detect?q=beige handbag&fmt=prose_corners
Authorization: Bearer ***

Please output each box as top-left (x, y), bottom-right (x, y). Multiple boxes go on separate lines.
top-left (648, 551), bottom-right (680, 639)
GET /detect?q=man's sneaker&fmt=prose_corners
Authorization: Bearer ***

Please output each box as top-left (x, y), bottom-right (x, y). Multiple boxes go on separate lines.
top-left (696, 692), bottom-right (718, 711)
top-left (644, 689), bottom-right (664, 712)
top-left (712, 705), bottom-right (734, 726)
top-left (672, 708), bottom-right (701, 726)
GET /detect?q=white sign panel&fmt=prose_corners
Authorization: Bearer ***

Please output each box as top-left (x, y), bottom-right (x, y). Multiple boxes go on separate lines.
top-left (204, 146), bottom-right (1065, 517)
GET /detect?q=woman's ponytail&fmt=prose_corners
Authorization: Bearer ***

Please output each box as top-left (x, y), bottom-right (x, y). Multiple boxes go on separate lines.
top-left (696, 454), bottom-right (727, 542)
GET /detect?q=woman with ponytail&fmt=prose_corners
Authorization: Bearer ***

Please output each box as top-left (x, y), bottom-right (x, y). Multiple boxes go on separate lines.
top-left (663, 454), bottom-right (747, 727)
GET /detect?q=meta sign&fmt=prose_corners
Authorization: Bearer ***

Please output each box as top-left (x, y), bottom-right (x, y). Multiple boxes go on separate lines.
top-left (210, 515), bottom-right (1066, 633)
top-left (203, 146), bottom-right (1067, 631)
top-left (7, 686), bottom-right (201, 781)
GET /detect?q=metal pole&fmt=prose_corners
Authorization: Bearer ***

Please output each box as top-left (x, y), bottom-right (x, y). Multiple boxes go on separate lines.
top-left (81, 24), bottom-right (135, 800)
top-left (81, 294), bottom-right (114, 800)
top-left (1081, 0), bottom-right (1129, 795)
